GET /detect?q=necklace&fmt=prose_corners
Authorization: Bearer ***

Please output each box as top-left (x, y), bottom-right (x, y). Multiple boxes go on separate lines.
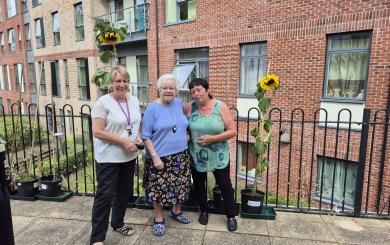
top-left (158, 99), bottom-right (177, 133)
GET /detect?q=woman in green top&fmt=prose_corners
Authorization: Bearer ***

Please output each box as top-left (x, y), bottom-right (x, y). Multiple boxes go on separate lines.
top-left (184, 78), bottom-right (238, 232)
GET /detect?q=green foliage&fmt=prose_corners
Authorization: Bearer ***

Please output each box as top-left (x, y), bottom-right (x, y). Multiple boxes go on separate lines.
top-left (0, 116), bottom-right (42, 152)
top-left (100, 50), bottom-right (115, 64)
top-left (258, 96), bottom-right (271, 114)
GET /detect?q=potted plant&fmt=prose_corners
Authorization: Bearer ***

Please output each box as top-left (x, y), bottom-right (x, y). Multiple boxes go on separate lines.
top-left (91, 20), bottom-right (126, 93)
top-left (241, 73), bottom-right (280, 214)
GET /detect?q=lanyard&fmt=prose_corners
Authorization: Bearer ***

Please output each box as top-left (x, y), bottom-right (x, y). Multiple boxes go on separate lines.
top-left (115, 97), bottom-right (131, 126)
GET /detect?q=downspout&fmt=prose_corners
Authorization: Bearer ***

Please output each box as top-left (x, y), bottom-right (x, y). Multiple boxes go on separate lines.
top-left (375, 70), bottom-right (390, 213)
top-left (155, 0), bottom-right (160, 78)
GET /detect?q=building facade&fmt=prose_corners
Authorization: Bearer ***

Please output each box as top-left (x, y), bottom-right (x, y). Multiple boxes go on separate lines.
top-left (0, 0), bottom-right (30, 114)
top-left (146, 0), bottom-right (390, 213)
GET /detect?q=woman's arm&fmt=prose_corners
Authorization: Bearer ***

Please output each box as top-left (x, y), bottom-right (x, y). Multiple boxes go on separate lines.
top-left (143, 139), bottom-right (164, 170)
top-left (197, 101), bottom-right (237, 145)
top-left (183, 102), bottom-right (192, 116)
top-left (92, 117), bottom-right (138, 152)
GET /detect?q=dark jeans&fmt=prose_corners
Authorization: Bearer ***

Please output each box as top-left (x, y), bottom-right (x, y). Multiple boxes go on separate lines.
top-left (90, 159), bottom-right (135, 243)
top-left (191, 164), bottom-right (235, 218)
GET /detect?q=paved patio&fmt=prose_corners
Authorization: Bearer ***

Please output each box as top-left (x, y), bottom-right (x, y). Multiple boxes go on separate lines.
top-left (9, 196), bottom-right (390, 245)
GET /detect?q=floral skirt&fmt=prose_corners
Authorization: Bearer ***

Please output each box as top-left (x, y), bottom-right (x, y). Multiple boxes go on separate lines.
top-left (142, 150), bottom-right (191, 207)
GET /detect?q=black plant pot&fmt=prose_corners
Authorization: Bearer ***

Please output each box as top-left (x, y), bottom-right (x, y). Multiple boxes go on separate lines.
top-left (40, 175), bottom-right (63, 197)
top-left (241, 188), bottom-right (265, 214)
top-left (212, 186), bottom-right (224, 211)
top-left (16, 179), bottom-right (39, 197)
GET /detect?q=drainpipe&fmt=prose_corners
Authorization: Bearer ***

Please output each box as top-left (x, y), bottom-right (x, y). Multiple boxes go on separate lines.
top-left (155, 0), bottom-right (160, 78)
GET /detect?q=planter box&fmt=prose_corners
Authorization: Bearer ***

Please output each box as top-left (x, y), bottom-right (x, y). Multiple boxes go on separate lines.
top-left (240, 206), bottom-right (276, 220)
top-left (36, 191), bottom-right (73, 202)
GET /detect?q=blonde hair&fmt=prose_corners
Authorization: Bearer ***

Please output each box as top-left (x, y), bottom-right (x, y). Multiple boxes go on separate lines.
top-left (110, 65), bottom-right (130, 82)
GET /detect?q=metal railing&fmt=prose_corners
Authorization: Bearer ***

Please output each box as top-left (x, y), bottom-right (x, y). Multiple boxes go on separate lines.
top-left (94, 3), bottom-right (149, 35)
top-left (2, 104), bottom-right (389, 217)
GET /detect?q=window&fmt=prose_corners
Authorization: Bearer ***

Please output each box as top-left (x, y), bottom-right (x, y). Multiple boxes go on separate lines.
top-left (118, 57), bottom-right (126, 67)
top-left (32, 0), bottom-right (42, 7)
top-left (5, 65), bottom-right (11, 91)
top-left (35, 18), bottom-right (45, 48)
top-left (50, 61), bottom-right (61, 97)
top-left (165, 0), bottom-right (196, 24)
top-left (6, 0), bottom-right (17, 19)
top-left (77, 58), bottom-right (90, 100)
top-left (8, 28), bottom-right (15, 53)
top-left (15, 64), bottom-right (25, 92)
top-left (0, 3), bottom-right (2, 22)
top-left (174, 48), bottom-right (209, 102)
top-left (324, 32), bottom-right (371, 101)
top-left (240, 43), bottom-right (267, 95)
top-left (136, 56), bottom-right (149, 105)
top-left (74, 3), bottom-right (84, 41)
top-left (316, 156), bottom-right (358, 207)
top-left (39, 62), bottom-right (46, 95)
top-left (0, 32), bottom-right (4, 54)
top-left (64, 60), bottom-right (70, 98)
top-left (28, 63), bottom-right (37, 94)
top-left (237, 141), bottom-right (257, 179)
top-left (135, 0), bottom-right (147, 31)
top-left (17, 25), bottom-right (22, 49)
top-left (114, 0), bottom-right (124, 21)
top-left (52, 12), bottom-right (61, 45)
top-left (25, 24), bottom-right (32, 50)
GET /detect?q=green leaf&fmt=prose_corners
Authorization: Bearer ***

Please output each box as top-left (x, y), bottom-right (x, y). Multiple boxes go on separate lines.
top-left (250, 127), bottom-right (258, 137)
top-left (100, 50), bottom-right (115, 64)
top-left (91, 69), bottom-right (111, 89)
top-left (258, 97), bottom-right (271, 113)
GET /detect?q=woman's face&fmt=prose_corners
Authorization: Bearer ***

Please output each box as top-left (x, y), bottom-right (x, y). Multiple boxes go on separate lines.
top-left (190, 85), bottom-right (208, 103)
top-left (159, 79), bottom-right (177, 103)
top-left (111, 73), bottom-right (129, 96)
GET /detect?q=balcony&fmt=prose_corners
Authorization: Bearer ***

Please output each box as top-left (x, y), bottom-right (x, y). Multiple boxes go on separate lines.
top-left (95, 3), bottom-right (149, 43)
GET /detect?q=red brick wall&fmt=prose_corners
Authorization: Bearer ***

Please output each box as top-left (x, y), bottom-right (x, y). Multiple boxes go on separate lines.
top-left (0, 1), bottom-right (30, 113)
top-left (146, 1), bottom-right (390, 213)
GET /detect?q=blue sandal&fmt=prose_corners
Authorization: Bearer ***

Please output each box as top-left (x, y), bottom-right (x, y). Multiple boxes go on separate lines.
top-left (152, 219), bottom-right (166, 236)
top-left (169, 211), bottom-right (191, 224)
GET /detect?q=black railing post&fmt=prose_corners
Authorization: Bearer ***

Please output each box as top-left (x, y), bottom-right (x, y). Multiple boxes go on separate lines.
top-left (354, 108), bottom-right (371, 216)
top-left (0, 140), bottom-right (15, 245)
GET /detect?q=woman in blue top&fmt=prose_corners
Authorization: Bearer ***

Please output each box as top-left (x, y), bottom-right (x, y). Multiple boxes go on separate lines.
top-left (142, 74), bottom-right (191, 236)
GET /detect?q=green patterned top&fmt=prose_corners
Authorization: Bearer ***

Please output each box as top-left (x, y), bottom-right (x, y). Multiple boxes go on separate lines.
top-left (188, 100), bottom-right (230, 172)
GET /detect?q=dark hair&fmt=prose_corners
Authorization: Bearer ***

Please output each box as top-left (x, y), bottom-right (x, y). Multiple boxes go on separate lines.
top-left (189, 78), bottom-right (212, 99)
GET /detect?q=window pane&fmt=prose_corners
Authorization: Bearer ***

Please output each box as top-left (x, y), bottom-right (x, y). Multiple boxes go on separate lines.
top-left (165, 0), bottom-right (176, 24)
top-left (330, 34), bottom-right (370, 50)
top-left (242, 44), bottom-right (261, 56)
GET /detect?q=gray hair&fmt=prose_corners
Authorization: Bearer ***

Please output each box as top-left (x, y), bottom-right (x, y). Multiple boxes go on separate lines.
top-left (156, 73), bottom-right (180, 92)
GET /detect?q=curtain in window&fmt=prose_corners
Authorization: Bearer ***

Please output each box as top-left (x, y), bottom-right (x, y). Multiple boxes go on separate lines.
top-left (0, 66), bottom-right (4, 90)
top-left (7, 0), bottom-right (17, 17)
top-left (35, 19), bottom-right (41, 37)
top-left (53, 13), bottom-right (60, 33)
top-left (165, 0), bottom-right (176, 24)
top-left (17, 64), bottom-right (25, 92)
top-left (75, 5), bottom-right (84, 26)
top-left (8, 29), bottom-right (14, 46)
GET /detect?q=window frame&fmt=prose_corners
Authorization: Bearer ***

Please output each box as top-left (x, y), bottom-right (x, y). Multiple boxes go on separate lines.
top-left (165, 0), bottom-right (196, 25)
top-left (322, 31), bottom-right (372, 103)
top-left (64, 59), bottom-right (70, 98)
top-left (8, 28), bottom-right (15, 53)
top-left (239, 42), bottom-right (267, 97)
top-left (52, 12), bottom-right (61, 45)
top-left (74, 3), bottom-right (85, 41)
top-left (77, 58), bottom-right (90, 100)
top-left (315, 155), bottom-right (358, 208)
top-left (28, 63), bottom-right (37, 94)
top-left (236, 141), bottom-right (257, 181)
top-left (39, 62), bottom-right (47, 96)
top-left (6, 0), bottom-right (17, 19)
top-left (50, 60), bottom-right (61, 97)
top-left (35, 18), bottom-right (45, 48)
top-left (25, 23), bottom-right (32, 50)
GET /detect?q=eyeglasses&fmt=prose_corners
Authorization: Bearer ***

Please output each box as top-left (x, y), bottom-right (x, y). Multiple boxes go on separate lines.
top-left (160, 87), bottom-right (176, 91)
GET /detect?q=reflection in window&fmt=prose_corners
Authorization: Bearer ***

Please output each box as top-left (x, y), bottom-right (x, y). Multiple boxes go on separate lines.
top-left (324, 32), bottom-right (371, 101)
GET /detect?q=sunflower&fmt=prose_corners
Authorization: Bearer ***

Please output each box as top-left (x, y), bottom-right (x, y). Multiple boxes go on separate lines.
top-left (97, 31), bottom-right (123, 44)
top-left (259, 74), bottom-right (280, 91)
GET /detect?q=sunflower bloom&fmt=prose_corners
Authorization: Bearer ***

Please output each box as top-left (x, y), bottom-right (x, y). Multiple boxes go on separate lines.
top-left (259, 74), bottom-right (280, 91)
top-left (98, 31), bottom-right (123, 44)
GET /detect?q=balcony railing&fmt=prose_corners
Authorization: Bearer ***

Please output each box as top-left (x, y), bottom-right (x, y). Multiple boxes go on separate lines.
top-left (95, 3), bottom-right (149, 37)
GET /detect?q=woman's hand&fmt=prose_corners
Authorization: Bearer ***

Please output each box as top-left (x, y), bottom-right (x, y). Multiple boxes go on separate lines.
top-left (198, 135), bottom-right (215, 146)
top-left (152, 156), bottom-right (164, 170)
top-left (121, 138), bottom-right (139, 152)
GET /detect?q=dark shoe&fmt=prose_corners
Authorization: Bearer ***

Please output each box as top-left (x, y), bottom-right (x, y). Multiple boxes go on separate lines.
top-left (198, 212), bottom-right (208, 225)
top-left (227, 218), bottom-right (237, 231)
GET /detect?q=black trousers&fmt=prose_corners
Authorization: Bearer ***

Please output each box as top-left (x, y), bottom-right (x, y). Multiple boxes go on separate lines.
top-left (191, 164), bottom-right (235, 218)
top-left (90, 159), bottom-right (135, 243)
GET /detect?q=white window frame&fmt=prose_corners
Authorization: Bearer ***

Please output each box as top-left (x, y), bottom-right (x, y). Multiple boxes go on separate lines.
top-left (6, 0), bottom-right (17, 19)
